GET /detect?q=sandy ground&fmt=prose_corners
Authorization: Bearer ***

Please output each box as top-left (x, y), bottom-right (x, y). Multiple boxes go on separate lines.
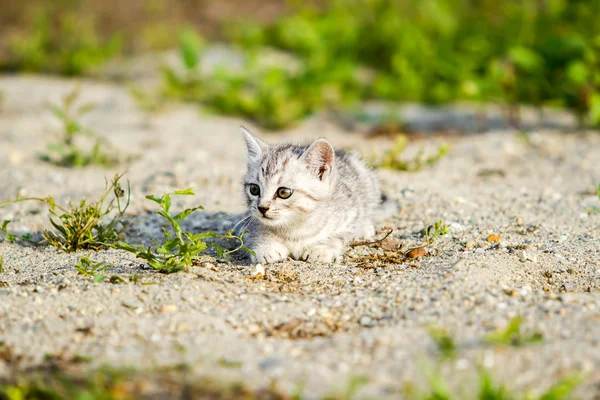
top-left (0, 75), bottom-right (599, 398)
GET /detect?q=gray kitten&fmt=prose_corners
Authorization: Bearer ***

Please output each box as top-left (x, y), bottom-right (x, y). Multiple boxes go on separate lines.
top-left (240, 126), bottom-right (396, 264)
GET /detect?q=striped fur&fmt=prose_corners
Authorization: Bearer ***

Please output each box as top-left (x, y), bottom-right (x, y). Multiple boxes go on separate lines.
top-left (240, 126), bottom-right (396, 264)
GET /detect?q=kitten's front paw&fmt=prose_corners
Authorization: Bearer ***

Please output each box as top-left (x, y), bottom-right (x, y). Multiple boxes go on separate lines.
top-left (300, 244), bottom-right (343, 263)
top-left (254, 241), bottom-right (290, 264)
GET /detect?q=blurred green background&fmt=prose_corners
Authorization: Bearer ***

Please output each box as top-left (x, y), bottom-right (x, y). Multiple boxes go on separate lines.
top-left (1, 0), bottom-right (599, 130)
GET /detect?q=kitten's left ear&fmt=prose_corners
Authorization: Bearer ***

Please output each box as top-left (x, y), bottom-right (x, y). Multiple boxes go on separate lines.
top-left (303, 138), bottom-right (335, 180)
top-left (240, 126), bottom-right (266, 163)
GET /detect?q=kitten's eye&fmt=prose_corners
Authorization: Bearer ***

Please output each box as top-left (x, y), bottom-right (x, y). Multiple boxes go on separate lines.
top-left (249, 184), bottom-right (260, 196)
top-left (277, 187), bottom-right (293, 199)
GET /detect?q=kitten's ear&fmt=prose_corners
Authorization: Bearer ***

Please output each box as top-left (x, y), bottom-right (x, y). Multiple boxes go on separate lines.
top-left (240, 126), bottom-right (266, 163)
top-left (303, 138), bottom-right (335, 180)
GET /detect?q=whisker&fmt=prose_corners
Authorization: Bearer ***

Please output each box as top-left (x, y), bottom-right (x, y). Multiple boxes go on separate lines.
top-left (208, 212), bottom-right (245, 224)
top-left (232, 214), bottom-right (252, 234)
top-left (238, 217), bottom-right (253, 235)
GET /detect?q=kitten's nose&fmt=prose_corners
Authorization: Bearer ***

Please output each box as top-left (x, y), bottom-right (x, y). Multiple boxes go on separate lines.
top-left (258, 206), bottom-right (269, 216)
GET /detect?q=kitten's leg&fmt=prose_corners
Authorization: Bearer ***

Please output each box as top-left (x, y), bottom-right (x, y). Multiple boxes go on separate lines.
top-left (360, 224), bottom-right (376, 240)
top-left (252, 238), bottom-right (290, 264)
top-left (300, 239), bottom-right (344, 263)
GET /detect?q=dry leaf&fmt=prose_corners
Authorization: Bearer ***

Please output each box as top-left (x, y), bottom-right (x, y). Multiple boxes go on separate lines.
top-left (487, 234), bottom-right (502, 243)
top-left (405, 247), bottom-right (427, 259)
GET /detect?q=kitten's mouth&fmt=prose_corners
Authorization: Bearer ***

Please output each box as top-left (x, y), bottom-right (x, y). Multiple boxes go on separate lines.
top-left (253, 211), bottom-right (273, 220)
top-left (254, 212), bottom-right (278, 224)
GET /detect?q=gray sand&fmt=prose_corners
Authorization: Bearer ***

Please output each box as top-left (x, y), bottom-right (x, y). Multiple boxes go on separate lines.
top-left (0, 75), bottom-right (599, 398)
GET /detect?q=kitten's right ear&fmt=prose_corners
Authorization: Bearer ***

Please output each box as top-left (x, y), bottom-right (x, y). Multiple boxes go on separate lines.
top-left (240, 126), bottom-right (266, 163)
top-left (303, 138), bottom-right (335, 180)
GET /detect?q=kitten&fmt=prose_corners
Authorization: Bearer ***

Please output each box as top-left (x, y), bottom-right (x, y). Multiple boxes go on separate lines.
top-left (240, 126), bottom-right (396, 264)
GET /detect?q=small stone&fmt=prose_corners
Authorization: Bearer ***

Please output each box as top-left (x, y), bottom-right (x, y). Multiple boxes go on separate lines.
top-left (253, 264), bottom-right (265, 279)
top-left (159, 304), bottom-right (178, 313)
top-left (515, 216), bottom-right (524, 226)
top-left (518, 250), bottom-right (537, 262)
top-left (202, 262), bottom-right (216, 270)
top-left (58, 278), bottom-right (70, 290)
top-left (9, 151), bottom-right (24, 165)
top-left (561, 283), bottom-right (575, 292)
top-left (122, 300), bottom-right (141, 309)
top-left (359, 316), bottom-right (374, 327)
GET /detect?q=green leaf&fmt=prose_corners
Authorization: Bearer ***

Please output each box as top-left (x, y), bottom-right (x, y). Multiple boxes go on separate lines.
top-left (49, 217), bottom-right (68, 236)
top-left (66, 121), bottom-right (82, 135)
top-left (173, 206), bottom-right (203, 221)
top-left (76, 102), bottom-right (96, 116)
top-left (50, 105), bottom-right (65, 119)
top-left (148, 259), bottom-right (165, 270)
top-left (478, 369), bottom-right (511, 400)
top-left (163, 194), bottom-right (171, 212)
top-left (109, 275), bottom-right (125, 284)
top-left (566, 61), bottom-right (589, 85)
top-left (589, 92), bottom-right (600, 126)
top-left (241, 246), bottom-right (256, 257)
top-left (115, 241), bottom-right (139, 252)
top-left (179, 29), bottom-right (204, 70)
top-left (1, 220), bottom-right (10, 232)
top-left (145, 195), bottom-right (163, 205)
top-left (508, 46), bottom-right (543, 72)
top-left (173, 188), bottom-right (195, 196)
top-left (538, 373), bottom-right (583, 400)
top-left (156, 209), bottom-right (176, 226)
top-left (93, 274), bottom-right (105, 283)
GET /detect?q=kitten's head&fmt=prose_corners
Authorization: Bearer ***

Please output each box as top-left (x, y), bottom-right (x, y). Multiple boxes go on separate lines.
top-left (241, 126), bottom-right (335, 228)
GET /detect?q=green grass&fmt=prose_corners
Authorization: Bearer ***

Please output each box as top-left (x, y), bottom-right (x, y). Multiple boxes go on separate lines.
top-left (74, 255), bottom-right (111, 282)
top-left (0, 365), bottom-right (582, 400)
top-left (116, 188), bottom-right (254, 273)
top-left (1, 176), bottom-right (252, 271)
top-left (40, 87), bottom-right (120, 168)
top-left (428, 327), bottom-right (457, 360)
top-left (6, 8), bottom-right (121, 75)
top-left (160, 29), bottom-right (337, 130)
top-left (423, 220), bottom-right (450, 245)
top-left (0, 174), bottom-right (130, 252)
top-left (585, 183), bottom-right (600, 214)
top-left (156, 0), bottom-right (600, 129)
top-left (483, 317), bottom-right (544, 347)
top-left (376, 135), bottom-right (450, 172)
top-left (2, 1), bottom-right (600, 129)
top-left (410, 328), bottom-right (582, 400)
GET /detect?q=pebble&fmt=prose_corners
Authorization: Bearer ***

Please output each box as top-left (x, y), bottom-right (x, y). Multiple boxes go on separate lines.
top-left (122, 300), bottom-right (142, 309)
top-left (159, 304), bottom-right (178, 313)
top-left (561, 283), bottom-right (575, 292)
top-left (252, 264), bottom-right (265, 278)
top-left (359, 316), bottom-right (374, 327)
top-left (518, 250), bottom-right (537, 263)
